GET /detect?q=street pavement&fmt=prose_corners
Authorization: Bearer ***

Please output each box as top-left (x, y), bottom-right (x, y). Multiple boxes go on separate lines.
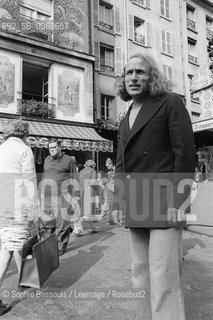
top-left (1, 219), bottom-right (213, 320)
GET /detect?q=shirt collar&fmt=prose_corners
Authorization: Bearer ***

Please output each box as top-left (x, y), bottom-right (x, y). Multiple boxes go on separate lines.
top-left (51, 152), bottom-right (64, 162)
top-left (8, 137), bottom-right (25, 144)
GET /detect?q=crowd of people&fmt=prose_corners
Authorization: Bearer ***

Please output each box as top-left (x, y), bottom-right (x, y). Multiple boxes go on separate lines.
top-left (0, 118), bottom-right (116, 316)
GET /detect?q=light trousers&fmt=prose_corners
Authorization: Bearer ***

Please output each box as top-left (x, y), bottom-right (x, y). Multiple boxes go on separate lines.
top-left (0, 248), bottom-right (22, 292)
top-left (129, 227), bottom-right (185, 320)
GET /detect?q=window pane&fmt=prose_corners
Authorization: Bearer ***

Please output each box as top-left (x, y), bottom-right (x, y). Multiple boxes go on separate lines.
top-left (105, 51), bottom-right (113, 66)
top-left (166, 32), bottom-right (171, 43)
top-left (101, 95), bottom-right (104, 105)
top-left (105, 7), bottom-right (112, 25)
top-left (187, 9), bottom-right (193, 19)
top-left (168, 67), bottom-right (172, 80)
top-left (162, 30), bottom-right (166, 41)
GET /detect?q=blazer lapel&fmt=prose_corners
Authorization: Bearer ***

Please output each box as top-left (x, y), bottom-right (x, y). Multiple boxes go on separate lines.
top-left (126, 95), bottom-right (167, 146)
top-left (121, 107), bottom-right (131, 146)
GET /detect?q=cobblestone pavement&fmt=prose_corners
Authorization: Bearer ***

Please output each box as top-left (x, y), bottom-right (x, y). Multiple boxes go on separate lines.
top-left (1, 221), bottom-right (213, 320)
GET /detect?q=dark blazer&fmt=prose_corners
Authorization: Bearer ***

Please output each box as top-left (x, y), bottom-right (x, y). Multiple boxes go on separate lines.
top-left (115, 92), bottom-right (196, 227)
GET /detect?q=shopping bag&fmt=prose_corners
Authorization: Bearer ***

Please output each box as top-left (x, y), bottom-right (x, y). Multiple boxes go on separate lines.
top-left (18, 233), bottom-right (59, 289)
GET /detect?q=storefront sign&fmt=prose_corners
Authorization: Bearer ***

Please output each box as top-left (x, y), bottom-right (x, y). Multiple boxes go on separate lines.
top-left (193, 118), bottom-right (213, 132)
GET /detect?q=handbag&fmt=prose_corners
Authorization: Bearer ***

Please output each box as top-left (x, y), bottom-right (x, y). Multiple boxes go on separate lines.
top-left (18, 233), bottom-right (59, 289)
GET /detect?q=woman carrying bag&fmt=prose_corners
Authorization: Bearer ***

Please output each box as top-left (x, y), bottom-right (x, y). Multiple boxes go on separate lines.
top-left (0, 119), bottom-right (38, 316)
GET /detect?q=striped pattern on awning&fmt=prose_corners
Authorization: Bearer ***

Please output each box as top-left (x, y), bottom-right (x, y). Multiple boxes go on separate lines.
top-left (0, 118), bottom-right (113, 152)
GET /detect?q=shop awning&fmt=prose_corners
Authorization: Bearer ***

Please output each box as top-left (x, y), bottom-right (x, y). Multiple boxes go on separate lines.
top-left (0, 118), bottom-right (113, 152)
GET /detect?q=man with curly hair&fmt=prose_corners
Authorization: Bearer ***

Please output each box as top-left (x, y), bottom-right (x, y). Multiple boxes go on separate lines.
top-left (115, 53), bottom-right (196, 319)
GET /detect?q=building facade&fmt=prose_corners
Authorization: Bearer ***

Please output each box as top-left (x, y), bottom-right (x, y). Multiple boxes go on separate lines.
top-left (1, 0), bottom-right (213, 172)
top-left (93, 0), bottom-right (184, 122)
top-left (0, 0), bottom-right (113, 172)
top-left (184, 0), bottom-right (213, 175)
top-left (93, 0), bottom-right (213, 172)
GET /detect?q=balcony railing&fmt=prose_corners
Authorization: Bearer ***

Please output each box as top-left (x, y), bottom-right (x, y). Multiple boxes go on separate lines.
top-left (187, 18), bottom-right (196, 31)
top-left (99, 21), bottom-right (113, 31)
top-left (206, 28), bottom-right (213, 40)
top-left (132, 0), bottom-right (145, 7)
top-left (134, 32), bottom-right (145, 45)
top-left (188, 54), bottom-right (198, 65)
top-left (100, 64), bottom-right (114, 75)
top-left (17, 97), bottom-right (56, 119)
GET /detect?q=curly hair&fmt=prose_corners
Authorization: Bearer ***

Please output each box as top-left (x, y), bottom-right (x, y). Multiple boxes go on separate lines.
top-left (3, 118), bottom-right (29, 140)
top-left (84, 159), bottom-right (96, 168)
top-left (117, 53), bottom-right (170, 101)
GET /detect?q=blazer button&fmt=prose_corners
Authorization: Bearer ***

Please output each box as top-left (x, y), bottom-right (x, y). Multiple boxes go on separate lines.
top-left (126, 175), bottom-right (131, 179)
top-left (143, 152), bottom-right (148, 156)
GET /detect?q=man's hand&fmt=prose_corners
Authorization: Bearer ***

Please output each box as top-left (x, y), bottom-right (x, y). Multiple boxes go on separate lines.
top-left (167, 207), bottom-right (186, 227)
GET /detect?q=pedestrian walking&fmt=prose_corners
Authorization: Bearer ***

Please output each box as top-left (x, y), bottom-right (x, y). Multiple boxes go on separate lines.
top-left (115, 53), bottom-right (196, 319)
top-left (0, 119), bottom-right (38, 316)
top-left (96, 170), bottom-right (107, 218)
top-left (105, 158), bottom-right (115, 224)
top-left (39, 139), bottom-right (79, 256)
top-left (79, 160), bottom-right (99, 232)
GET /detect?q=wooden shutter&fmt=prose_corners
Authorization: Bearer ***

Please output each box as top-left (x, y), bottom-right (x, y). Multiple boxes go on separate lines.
top-left (94, 0), bottom-right (99, 26)
top-left (168, 66), bottom-right (172, 80)
top-left (128, 14), bottom-right (134, 40)
top-left (94, 41), bottom-right (100, 70)
top-left (146, 22), bottom-right (152, 47)
top-left (115, 47), bottom-right (122, 75)
top-left (114, 7), bottom-right (121, 34)
top-left (161, 30), bottom-right (166, 52)
top-left (167, 31), bottom-right (172, 54)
